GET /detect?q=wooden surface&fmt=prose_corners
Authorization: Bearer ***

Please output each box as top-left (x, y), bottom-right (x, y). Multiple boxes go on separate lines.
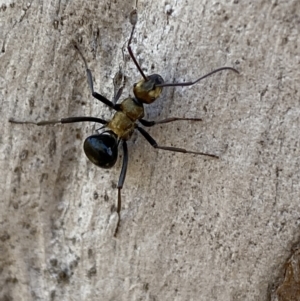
top-left (1, 0), bottom-right (300, 300)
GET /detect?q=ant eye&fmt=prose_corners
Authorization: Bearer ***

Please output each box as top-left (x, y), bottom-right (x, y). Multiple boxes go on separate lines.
top-left (84, 133), bottom-right (118, 168)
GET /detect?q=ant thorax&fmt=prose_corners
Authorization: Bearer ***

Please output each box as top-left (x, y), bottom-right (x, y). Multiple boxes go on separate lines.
top-left (107, 97), bottom-right (144, 140)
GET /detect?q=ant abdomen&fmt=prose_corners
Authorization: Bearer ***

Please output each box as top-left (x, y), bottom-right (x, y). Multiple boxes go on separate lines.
top-left (83, 131), bottom-right (118, 169)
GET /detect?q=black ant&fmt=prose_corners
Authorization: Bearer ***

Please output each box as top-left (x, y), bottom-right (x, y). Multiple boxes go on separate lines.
top-left (9, 10), bottom-right (239, 236)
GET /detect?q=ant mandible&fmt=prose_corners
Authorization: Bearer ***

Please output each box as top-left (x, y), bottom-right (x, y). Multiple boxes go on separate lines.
top-left (9, 9), bottom-right (239, 236)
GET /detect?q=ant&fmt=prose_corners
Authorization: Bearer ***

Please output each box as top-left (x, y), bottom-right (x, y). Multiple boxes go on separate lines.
top-left (9, 9), bottom-right (239, 236)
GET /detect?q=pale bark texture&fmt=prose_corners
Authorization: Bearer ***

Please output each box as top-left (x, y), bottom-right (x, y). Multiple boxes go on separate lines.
top-left (1, 0), bottom-right (300, 300)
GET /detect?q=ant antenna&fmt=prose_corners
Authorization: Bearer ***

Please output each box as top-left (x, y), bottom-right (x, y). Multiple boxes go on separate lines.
top-left (156, 67), bottom-right (239, 87)
top-left (127, 9), bottom-right (148, 81)
top-left (127, 9), bottom-right (239, 87)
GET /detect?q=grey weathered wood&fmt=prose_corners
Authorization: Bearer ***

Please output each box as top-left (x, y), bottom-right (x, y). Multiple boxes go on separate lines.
top-left (1, 0), bottom-right (300, 300)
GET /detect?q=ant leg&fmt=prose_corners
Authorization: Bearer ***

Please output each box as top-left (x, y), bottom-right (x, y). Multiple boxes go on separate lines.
top-left (9, 117), bottom-right (107, 126)
top-left (114, 140), bottom-right (129, 237)
top-left (139, 117), bottom-right (202, 127)
top-left (136, 126), bottom-right (218, 159)
top-left (127, 9), bottom-right (148, 80)
top-left (156, 67), bottom-right (239, 88)
top-left (74, 44), bottom-right (117, 110)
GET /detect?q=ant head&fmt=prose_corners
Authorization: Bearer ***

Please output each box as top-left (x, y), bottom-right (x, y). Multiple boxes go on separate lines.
top-left (133, 74), bottom-right (164, 104)
top-left (83, 131), bottom-right (118, 169)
